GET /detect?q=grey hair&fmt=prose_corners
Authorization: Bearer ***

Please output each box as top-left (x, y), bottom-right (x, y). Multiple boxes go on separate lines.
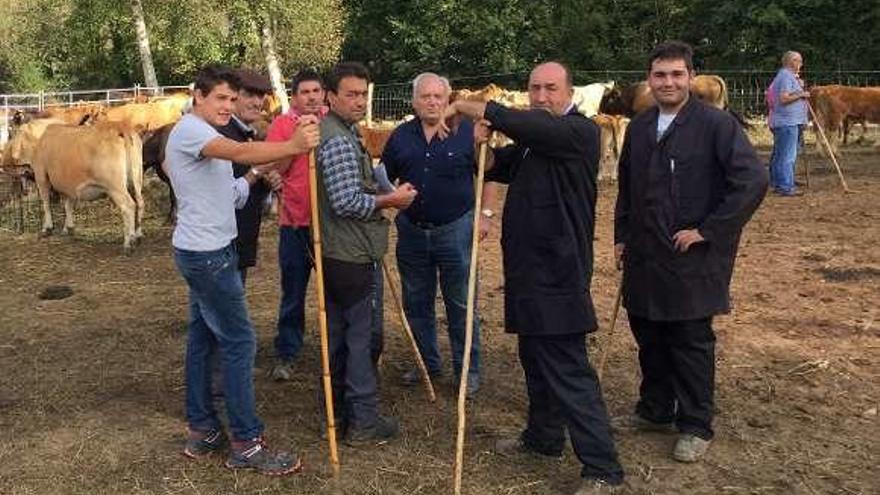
top-left (781, 51), bottom-right (801, 67)
top-left (412, 72), bottom-right (451, 100)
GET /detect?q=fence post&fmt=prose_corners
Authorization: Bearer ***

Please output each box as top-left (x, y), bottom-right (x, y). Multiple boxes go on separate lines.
top-left (1, 95), bottom-right (8, 147)
top-left (39, 90), bottom-right (45, 112)
top-left (135, 83), bottom-right (140, 101)
top-left (366, 83), bottom-right (374, 126)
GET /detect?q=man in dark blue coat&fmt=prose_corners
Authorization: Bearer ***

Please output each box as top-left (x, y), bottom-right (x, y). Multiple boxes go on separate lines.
top-left (613, 41), bottom-right (767, 463)
top-left (447, 61), bottom-right (624, 495)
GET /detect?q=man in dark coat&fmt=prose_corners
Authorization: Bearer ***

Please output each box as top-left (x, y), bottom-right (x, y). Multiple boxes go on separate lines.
top-left (613, 41), bottom-right (767, 463)
top-left (447, 61), bottom-right (624, 495)
top-left (216, 69), bottom-right (282, 285)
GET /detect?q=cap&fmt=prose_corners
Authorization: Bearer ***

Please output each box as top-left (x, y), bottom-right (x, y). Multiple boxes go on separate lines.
top-left (235, 69), bottom-right (272, 95)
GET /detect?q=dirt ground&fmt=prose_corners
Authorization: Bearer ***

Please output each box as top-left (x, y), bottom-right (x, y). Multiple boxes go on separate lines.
top-left (0, 149), bottom-right (877, 495)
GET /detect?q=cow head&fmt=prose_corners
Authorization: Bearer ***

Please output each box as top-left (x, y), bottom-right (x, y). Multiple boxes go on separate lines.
top-left (599, 87), bottom-right (625, 115)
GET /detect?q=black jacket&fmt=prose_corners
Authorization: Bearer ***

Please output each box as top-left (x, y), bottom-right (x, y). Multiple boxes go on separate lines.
top-left (216, 118), bottom-right (270, 269)
top-left (485, 101), bottom-right (600, 336)
top-left (614, 97), bottom-right (767, 321)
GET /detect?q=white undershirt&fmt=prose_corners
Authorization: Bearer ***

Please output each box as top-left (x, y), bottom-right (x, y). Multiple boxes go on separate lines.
top-left (657, 112), bottom-right (677, 140)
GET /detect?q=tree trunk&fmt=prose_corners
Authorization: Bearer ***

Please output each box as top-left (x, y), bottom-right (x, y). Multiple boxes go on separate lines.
top-left (259, 18), bottom-right (290, 114)
top-left (130, 0), bottom-right (158, 88)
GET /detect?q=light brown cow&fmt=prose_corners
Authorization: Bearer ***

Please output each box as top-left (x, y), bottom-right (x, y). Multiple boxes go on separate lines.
top-left (1, 118), bottom-right (66, 168)
top-left (592, 114), bottom-right (629, 181)
top-left (101, 94), bottom-right (189, 133)
top-left (359, 122), bottom-right (397, 159)
top-left (31, 123), bottom-right (145, 251)
top-left (691, 74), bottom-right (728, 110)
top-left (38, 103), bottom-right (107, 125)
top-left (810, 84), bottom-right (880, 153)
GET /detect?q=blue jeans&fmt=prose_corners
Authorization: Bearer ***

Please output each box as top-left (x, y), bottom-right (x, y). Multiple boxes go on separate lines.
top-left (275, 226), bottom-right (384, 363)
top-left (395, 212), bottom-right (480, 380)
top-left (174, 244), bottom-right (263, 441)
top-left (769, 125), bottom-right (799, 194)
top-left (275, 226), bottom-right (313, 361)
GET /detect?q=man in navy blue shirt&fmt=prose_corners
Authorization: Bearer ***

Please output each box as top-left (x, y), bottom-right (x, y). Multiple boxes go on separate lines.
top-left (381, 72), bottom-right (494, 397)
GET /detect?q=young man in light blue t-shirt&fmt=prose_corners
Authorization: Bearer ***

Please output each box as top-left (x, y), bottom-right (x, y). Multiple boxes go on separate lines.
top-left (166, 64), bottom-right (319, 475)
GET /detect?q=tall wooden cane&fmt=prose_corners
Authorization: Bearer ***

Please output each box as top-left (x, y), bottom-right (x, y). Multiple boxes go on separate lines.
top-left (308, 149), bottom-right (341, 477)
top-left (453, 141), bottom-right (489, 495)
top-left (806, 102), bottom-right (853, 193)
top-left (381, 259), bottom-right (437, 402)
top-left (596, 271), bottom-right (624, 381)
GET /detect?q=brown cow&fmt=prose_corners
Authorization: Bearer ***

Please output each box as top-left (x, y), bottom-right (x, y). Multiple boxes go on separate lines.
top-left (591, 114), bottom-right (630, 181)
top-left (38, 103), bottom-right (107, 125)
top-left (1, 118), bottom-right (66, 168)
top-left (810, 85), bottom-right (880, 153)
top-left (599, 81), bottom-right (653, 117)
top-left (31, 123), bottom-right (145, 251)
top-left (691, 74), bottom-right (728, 110)
top-left (101, 94), bottom-right (189, 133)
top-left (359, 122), bottom-right (397, 159)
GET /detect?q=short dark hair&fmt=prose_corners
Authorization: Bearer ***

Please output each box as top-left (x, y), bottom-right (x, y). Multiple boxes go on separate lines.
top-left (291, 68), bottom-right (324, 94)
top-left (326, 62), bottom-right (370, 93)
top-left (648, 41), bottom-right (695, 72)
top-left (193, 64), bottom-right (241, 95)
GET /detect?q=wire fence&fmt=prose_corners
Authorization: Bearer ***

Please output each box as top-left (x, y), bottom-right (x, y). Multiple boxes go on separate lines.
top-left (370, 69), bottom-right (880, 120)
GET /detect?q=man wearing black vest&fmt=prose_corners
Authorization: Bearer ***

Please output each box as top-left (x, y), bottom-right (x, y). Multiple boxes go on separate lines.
top-left (446, 61), bottom-right (624, 495)
top-left (216, 69), bottom-right (281, 285)
top-left (315, 62), bottom-right (417, 443)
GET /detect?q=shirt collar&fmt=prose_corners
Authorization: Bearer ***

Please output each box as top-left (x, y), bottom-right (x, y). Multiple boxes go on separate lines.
top-left (230, 115), bottom-right (256, 137)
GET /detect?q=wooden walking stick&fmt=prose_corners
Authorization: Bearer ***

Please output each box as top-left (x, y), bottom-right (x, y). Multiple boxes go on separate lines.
top-left (307, 149), bottom-right (341, 476)
top-left (381, 259), bottom-right (437, 402)
top-left (453, 140), bottom-right (489, 495)
top-left (806, 101), bottom-right (853, 193)
top-left (596, 271), bottom-right (624, 381)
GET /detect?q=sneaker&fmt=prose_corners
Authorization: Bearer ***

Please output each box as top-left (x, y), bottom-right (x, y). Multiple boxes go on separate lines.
top-left (225, 437), bottom-right (302, 475)
top-left (183, 427), bottom-right (228, 458)
top-left (493, 435), bottom-right (562, 459)
top-left (574, 478), bottom-right (622, 495)
top-left (345, 415), bottom-right (399, 446)
top-left (672, 433), bottom-right (712, 463)
top-left (611, 414), bottom-right (675, 433)
top-left (269, 360), bottom-right (294, 382)
top-left (401, 368), bottom-right (442, 386)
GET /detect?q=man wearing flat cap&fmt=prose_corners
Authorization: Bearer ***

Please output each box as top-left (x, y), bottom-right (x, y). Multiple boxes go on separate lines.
top-left (216, 68), bottom-right (282, 285)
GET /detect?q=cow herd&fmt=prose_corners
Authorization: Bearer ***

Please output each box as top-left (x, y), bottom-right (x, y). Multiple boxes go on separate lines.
top-left (0, 76), bottom-right (877, 251)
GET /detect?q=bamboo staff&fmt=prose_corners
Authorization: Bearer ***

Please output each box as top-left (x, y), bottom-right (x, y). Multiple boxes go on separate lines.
top-left (381, 259), bottom-right (437, 402)
top-left (806, 101), bottom-right (853, 193)
top-left (307, 149), bottom-right (340, 476)
top-left (453, 141), bottom-right (489, 495)
top-left (596, 272), bottom-right (624, 381)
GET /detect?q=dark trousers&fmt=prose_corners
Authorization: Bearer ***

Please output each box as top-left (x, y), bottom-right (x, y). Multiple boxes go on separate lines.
top-left (325, 261), bottom-right (381, 427)
top-left (628, 315), bottom-right (716, 440)
top-left (518, 334), bottom-right (624, 484)
top-left (275, 226), bottom-right (313, 361)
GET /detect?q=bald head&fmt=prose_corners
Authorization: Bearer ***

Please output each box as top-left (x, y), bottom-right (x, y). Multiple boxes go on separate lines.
top-left (528, 62), bottom-right (574, 116)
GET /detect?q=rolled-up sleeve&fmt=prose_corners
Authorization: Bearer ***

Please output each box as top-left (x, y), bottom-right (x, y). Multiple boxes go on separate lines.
top-left (319, 136), bottom-right (376, 220)
top-left (232, 176), bottom-right (250, 209)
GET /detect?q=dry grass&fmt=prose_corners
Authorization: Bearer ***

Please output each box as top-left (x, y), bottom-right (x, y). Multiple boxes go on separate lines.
top-left (0, 152), bottom-right (878, 494)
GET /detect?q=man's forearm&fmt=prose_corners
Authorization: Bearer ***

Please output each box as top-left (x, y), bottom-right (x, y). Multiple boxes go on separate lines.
top-left (453, 100), bottom-right (488, 120)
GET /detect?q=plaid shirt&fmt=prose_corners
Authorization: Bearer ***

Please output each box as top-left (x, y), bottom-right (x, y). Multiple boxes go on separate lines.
top-left (317, 127), bottom-right (376, 221)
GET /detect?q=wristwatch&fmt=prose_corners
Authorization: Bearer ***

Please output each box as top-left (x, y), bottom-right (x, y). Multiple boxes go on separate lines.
top-left (481, 208), bottom-right (495, 218)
